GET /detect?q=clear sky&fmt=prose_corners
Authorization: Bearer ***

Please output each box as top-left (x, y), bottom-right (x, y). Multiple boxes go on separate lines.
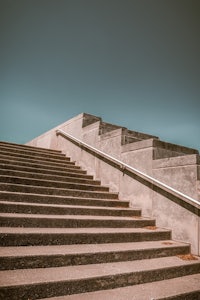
top-left (1, 0), bottom-right (199, 151)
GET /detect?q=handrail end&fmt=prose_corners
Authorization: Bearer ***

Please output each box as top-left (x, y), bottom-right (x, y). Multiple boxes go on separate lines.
top-left (56, 129), bottom-right (62, 136)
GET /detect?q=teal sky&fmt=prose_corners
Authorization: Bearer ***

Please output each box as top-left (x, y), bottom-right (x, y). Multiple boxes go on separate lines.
top-left (1, 0), bottom-right (199, 151)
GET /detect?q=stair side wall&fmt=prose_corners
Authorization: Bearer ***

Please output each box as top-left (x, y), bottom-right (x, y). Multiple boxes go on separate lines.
top-left (152, 155), bottom-right (199, 200)
top-left (27, 113), bottom-right (200, 255)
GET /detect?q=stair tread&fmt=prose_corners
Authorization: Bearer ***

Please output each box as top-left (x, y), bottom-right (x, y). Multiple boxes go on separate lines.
top-left (0, 150), bottom-right (69, 162)
top-left (0, 191), bottom-right (127, 206)
top-left (0, 183), bottom-right (117, 199)
top-left (0, 200), bottom-right (135, 211)
top-left (0, 212), bottom-right (151, 221)
top-left (0, 240), bottom-right (188, 257)
top-left (0, 182), bottom-right (114, 192)
top-left (0, 141), bottom-right (62, 154)
top-left (0, 158), bottom-right (81, 170)
top-left (0, 145), bottom-right (66, 158)
top-left (0, 169), bottom-right (99, 183)
top-left (0, 226), bottom-right (170, 234)
top-left (0, 163), bottom-right (89, 176)
top-left (0, 175), bottom-right (105, 188)
top-left (39, 273), bottom-right (200, 300)
top-left (0, 256), bottom-right (199, 287)
top-left (0, 153), bottom-right (75, 166)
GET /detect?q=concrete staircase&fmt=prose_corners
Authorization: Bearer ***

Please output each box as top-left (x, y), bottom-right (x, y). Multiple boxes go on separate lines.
top-left (0, 141), bottom-right (199, 300)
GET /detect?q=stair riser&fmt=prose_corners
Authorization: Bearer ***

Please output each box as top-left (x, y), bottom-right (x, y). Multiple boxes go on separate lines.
top-left (0, 165), bottom-right (85, 177)
top-left (0, 177), bottom-right (108, 192)
top-left (0, 217), bottom-right (155, 228)
top-left (0, 264), bottom-right (199, 300)
top-left (0, 142), bottom-right (61, 155)
top-left (0, 153), bottom-right (75, 168)
top-left (0, 203), bottom-right (138, 216)
top-left (0, 192), bottom-right (128, 207)
top-left (0, 156), bottom-right (78, 169)
top-left (0, 149), bottom-right (70, 164)
top-left (0, 145), bottom-right (66, 159)
top-left (0, 245), bottom-right (190, 270)
top-left (0, 169), bottom-right (99, 185)
top-left (0, 154), bottom-right (74, 167)
top-left (0, 184), bottom-right (117, 199)
top-left (0, 164), bottom-right (89, 177)
top-left (0, 147), bottom-right (70, 162)
top-left (0, 231), bottom-right (171, 246)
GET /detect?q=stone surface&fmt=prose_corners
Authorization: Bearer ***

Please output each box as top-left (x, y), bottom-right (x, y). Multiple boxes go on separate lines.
top-left (40, 274), bottom-right (200, 300)
top-left (0, 257), bottom-right (200, 299)
top-left (27, 113), bottom-right (200, 254)
top-left (0, 135), bottom-right (199, 299)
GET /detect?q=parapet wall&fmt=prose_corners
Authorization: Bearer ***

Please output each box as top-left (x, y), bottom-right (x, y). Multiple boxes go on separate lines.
top-left (27, 113), bottom-right (200, 255)
top-left (27, 112), bottom-right (200, 200)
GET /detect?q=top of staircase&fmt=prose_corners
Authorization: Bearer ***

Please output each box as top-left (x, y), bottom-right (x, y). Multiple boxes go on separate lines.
top-left (81, 113), bottom-right (199, 159)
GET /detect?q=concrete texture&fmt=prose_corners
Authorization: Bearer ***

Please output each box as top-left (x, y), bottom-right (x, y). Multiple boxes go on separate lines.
top-left (153, 154), bottom-right (199, 199)
top-left (40, 274), bottom-right (200, 300)
top-left (27, 113), bottom-right (200, 255)
top-left (0, 226), bottom-right (172, 246)
top-left (0, 212), bottom-right (156, 228)
top-left (27, 113), bottom-right (200, 200)
top-left (0, 191), bottom-right (129, 207)
top-left (1, 257), bottom-right (200, 299)
top-left (0, 241), bottom-right (189, 270)
top-left (0, 200), bottom-right (140, 216)
top-left (0, 140), bottom-right (200, 299)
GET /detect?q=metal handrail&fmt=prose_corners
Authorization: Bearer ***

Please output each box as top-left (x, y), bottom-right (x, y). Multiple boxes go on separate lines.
top-left (56, 129), bottom-right (200, 209)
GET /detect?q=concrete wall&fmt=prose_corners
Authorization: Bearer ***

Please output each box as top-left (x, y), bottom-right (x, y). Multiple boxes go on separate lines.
top-left (27, 113), bottom-right (85, 150)
top-left (27, 113), bottom-right (200, 255)
top-left (153, 155), bottom-right (199, 200)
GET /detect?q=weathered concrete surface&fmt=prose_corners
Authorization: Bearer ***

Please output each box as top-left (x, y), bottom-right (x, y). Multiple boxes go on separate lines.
top-left (153, 154), bottom-right (199, 199)
top-left (1, 256), bottom-right (200, 299)
top-left (27, 113), bottom-right (200, 202)
top-left (152, 192), bottom-right (199, 254)
top-left (40, 273), bottom-right (200, 300)
top-left (121, 138), bottom-right (154, 174)
top-left (28, 113), bottom-right (85, 150)
top-left (27, 113), bottom-right (200, 254)
top-left (1, 140), bottom-right (200, 299)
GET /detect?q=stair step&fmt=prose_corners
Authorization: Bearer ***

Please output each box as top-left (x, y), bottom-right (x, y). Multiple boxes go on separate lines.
top-left (0, 183), bottom-right (117, 198)
top-left (0, 158), bottom-right (82, 173)
top-left (0, 149), bottom-right (70, 164)
top-left (0, 240), bottom-right (190, 270)
top-left (0, 169), bottom-right (100, 185)
top-left (40, 273), bottom-right (200, 300)
top-left (0, 200), bottom-right (140, 216)
top-left (0, 227), bottom-right (171, 246)
top-left (0, 163), bottom-right (90, 177)
top-left (0, 153), bottom-right (73, 169)
top-left (0, 256), bottom-right (199, 299)
top-left (0, 213), bottom-right (155, 228)
top-left (0, 154), bottom-right (77, 168)
top-left (0, 176), bottom-right (108, 191)
top-left (0, 141), bottom-right (62, 154)
top-left (0, 191), bottom-right (129, 207)
top-left (0, 144), bottom-right (66, 160)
